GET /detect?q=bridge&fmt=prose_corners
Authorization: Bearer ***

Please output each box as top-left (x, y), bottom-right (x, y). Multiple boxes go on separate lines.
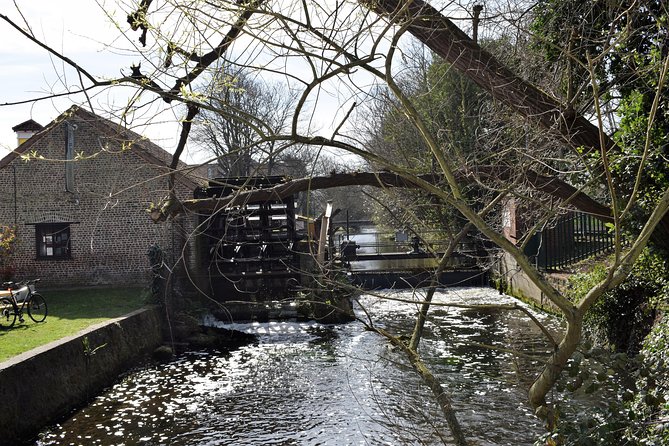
top-left (334, 228), bottom-right (490, 290)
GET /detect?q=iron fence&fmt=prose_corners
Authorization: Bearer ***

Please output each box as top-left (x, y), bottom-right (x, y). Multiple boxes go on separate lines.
top-left (524, 211), bottom-right (615, 271)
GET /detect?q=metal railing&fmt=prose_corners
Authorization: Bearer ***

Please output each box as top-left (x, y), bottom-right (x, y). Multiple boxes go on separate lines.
top-left (336, 230), bottom-right (468, 254)
top-left (524, 211), bottom-right (615, 271)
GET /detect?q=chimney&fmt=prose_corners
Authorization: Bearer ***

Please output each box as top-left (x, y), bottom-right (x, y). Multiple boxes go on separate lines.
top-left (12, 119), bottom-right (44, 146)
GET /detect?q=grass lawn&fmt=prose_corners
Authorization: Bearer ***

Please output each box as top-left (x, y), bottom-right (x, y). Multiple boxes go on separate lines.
top-left (0, 287), bottom-right (148, 362)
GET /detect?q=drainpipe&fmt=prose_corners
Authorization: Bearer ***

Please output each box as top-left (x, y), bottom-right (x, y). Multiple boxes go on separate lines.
top-left (12, 164), bottom-right (17, 226)
top-left (65, 123), bottom-right (75, 193)
top-left (346, 210), bottom-right (350, 240)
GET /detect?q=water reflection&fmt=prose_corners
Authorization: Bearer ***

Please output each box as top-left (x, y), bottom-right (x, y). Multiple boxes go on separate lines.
top-left (36, 288), bottom-right (561, 446)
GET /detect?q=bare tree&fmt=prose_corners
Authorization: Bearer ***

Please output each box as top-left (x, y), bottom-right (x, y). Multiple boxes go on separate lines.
top-left (194, 67), bottom-right (297, 177)
top-left (4, 0), bottom-right (669, 441)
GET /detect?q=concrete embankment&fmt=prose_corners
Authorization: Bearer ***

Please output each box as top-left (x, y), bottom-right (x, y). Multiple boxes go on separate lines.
top-left (0, 306), bottom-right (164, 445)
top-left (496, 252), bottom-right (565, 313)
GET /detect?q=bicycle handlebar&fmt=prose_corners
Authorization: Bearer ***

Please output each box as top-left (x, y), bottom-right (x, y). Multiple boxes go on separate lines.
top-left (2, 279), bottom-right (40, 289)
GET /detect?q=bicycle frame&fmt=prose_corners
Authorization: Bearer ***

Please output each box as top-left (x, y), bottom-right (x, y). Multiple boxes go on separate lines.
top-left (0, 281), bottom-right (35, 307)
top-left (0, 279), bottom-right (46, 327)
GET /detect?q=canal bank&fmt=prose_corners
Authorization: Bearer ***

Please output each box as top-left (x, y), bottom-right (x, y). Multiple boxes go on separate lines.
top-left (0, 306), bottom-right (164, 445)
top-left (35, 288), bottom-right (562, 445)
top-left (495, 251), bottom-right (566, 314)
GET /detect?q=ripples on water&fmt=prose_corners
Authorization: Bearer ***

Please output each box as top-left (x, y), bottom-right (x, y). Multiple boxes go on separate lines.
top-left (36, 287), bottom-right (562, 446)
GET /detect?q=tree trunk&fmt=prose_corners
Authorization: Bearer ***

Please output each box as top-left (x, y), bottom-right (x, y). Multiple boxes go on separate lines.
top-left (528, 315), bottom-right (583, 427)
top-left (377, 327), bottom-right (469, 446)
top-left (410, 224), bottom-right (473, 350)
top-left (365, 0), bottom-right (613, 153)
top-left (408, 252), bottom-right (449, 351)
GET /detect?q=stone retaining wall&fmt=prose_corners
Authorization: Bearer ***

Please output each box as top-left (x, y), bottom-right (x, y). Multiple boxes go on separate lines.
top-left (496, 252), bottom-right (562, 313)
top-left (0, 306), bottom-right (164, 445)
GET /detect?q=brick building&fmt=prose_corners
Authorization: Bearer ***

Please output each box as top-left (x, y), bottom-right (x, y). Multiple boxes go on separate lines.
top-left (0, 106), bottom-right (201, 287)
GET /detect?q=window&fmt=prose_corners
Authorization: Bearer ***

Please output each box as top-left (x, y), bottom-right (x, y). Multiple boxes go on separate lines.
top-left (36, 223), bottom-right (71, 259)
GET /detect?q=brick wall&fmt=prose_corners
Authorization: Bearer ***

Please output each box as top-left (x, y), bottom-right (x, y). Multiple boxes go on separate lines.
top-left (0, 111), bottom-right (196, 288)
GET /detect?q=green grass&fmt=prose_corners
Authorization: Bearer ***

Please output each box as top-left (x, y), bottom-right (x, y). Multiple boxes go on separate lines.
top-left (0, 287), bottom-right (148, 362)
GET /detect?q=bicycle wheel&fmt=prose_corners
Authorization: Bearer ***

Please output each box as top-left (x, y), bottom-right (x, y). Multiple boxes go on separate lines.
top-left (27, 293), bottom-right (47, 323)
top-left (0, 298), bottom-right (16, 329)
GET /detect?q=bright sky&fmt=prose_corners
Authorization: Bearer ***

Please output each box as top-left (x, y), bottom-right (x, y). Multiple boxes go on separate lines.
top-left (0, 0), bottom-right (194, 160)
top-left (0, 0), bottom-right (438, 165)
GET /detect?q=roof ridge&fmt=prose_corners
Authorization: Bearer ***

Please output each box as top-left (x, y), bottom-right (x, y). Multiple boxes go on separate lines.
top-left (0, 106), bottom-right (202, 189)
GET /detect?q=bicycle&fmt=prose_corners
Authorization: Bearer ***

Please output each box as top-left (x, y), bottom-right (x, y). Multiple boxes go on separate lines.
top-left (0, 279), bottom-right (47, 329)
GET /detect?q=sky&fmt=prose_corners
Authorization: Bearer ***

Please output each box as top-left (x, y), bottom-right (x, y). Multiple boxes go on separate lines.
top-left (0, 0), bottom-right (360, 164)
top-left (0, 0), bottom-right (431, 165)
top-left (0, 0), bottom-right (199, 161)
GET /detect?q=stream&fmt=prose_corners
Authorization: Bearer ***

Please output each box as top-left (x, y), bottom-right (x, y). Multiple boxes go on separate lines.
top-left (36, 287), bottom-right (563, 445)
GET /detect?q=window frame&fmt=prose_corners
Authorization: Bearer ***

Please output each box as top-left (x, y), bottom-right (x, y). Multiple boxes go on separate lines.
top-left (35, 222), bottom-right (72, 260)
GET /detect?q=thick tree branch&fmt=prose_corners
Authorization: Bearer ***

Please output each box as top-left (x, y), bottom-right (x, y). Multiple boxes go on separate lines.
top-left (152, 169), bottom-right (613, 222)
top-left (168, 104), bottom-right (200, 191)
top-left (126, 0), bottom-right (153, 47)
top-left (364, 0), bottom-right (614, 154)
top-left (166, 1), bottom-right (263, 102)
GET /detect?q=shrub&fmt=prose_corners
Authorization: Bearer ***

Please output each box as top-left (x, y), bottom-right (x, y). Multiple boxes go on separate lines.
top-left (540, 248), bottom-right (669, 444)
top-left (0, 225), bottom-right (17, 281)
top-left (626, 315), bottom-right (669, 443)
top-left (568, 248), bottom-right (668, 354)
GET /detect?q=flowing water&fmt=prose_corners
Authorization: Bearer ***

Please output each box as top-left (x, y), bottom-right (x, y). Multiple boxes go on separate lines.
top-left (36, 287), bottom-right (563, 446)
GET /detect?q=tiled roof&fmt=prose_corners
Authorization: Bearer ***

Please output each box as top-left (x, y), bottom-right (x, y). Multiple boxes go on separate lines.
top-left (0, 106), bottom-right (204, 189)
top-left (11, 119), bottom-right (44, 132)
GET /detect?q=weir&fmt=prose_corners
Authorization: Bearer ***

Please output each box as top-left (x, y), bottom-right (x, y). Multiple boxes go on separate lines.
top-left (336, 228), bottom-right (490, 290)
